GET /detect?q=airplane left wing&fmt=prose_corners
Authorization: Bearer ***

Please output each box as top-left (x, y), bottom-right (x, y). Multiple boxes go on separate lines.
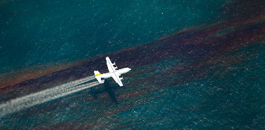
top-left (106, 57), bottom-right (118, 72)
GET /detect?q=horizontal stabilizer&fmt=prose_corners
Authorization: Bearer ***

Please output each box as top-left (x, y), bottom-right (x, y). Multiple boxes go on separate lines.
top-left (94, 70), bottom-right (104, 83)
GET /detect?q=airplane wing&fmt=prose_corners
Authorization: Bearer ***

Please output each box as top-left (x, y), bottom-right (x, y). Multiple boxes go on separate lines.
top-left (106, 57), bottom-right (118, 72)
top-left (106, 57), bottom-right (125, 87)
top-left (111, 73), bottom-right (123, 86)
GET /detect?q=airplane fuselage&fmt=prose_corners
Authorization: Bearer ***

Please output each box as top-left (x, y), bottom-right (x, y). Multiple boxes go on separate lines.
top-left (113, 67), bottom-right (131, 74)
top-left (100, 67), bottom-right (130, 81)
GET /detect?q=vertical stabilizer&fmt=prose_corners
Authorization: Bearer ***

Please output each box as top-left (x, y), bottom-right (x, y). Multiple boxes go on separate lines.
top-left (94, 70), bottom-right (104, 83)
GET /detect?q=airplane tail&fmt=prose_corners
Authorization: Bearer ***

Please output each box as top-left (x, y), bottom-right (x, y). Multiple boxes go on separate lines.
top-left (94, 70), bottom-right (104, 83)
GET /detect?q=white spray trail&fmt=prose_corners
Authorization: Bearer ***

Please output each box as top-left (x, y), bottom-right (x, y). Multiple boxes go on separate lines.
top-left (0, 76), bottom-right (99, 118)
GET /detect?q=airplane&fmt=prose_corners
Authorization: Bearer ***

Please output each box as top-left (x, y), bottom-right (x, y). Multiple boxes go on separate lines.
top-left (94, 57), bottom-right (131, 87)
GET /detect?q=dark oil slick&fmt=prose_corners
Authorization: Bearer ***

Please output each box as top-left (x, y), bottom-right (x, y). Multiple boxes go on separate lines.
top-left (0, 0), bottom-right (265, 129)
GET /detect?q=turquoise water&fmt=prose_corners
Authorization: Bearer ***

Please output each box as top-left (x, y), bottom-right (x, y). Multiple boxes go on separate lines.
top-left (0, 0), bottom-right (226, 74)
top-left (1, 0), bottom-right (265, 129)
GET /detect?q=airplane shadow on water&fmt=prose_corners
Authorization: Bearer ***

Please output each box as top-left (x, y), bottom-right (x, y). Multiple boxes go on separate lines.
top-left (90, 79), bottom-right (119, 104)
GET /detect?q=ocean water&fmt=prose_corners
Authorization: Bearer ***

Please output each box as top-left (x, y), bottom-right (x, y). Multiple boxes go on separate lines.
top-left (0, 0), bottom-right (225, 73)
top-left (1, 0), bottom-right (265, 129)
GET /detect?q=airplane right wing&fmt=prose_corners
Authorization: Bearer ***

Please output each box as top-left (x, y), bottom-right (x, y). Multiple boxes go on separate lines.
top-left (111, 72), bottom-right (123, 87)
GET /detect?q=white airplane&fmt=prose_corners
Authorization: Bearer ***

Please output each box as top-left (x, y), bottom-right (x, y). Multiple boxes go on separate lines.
top-left (94, 57), bottom-right (131, 87)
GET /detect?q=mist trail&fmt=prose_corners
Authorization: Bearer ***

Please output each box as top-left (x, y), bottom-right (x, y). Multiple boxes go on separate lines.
top-left (0, 76), bottom-right (99, 118)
